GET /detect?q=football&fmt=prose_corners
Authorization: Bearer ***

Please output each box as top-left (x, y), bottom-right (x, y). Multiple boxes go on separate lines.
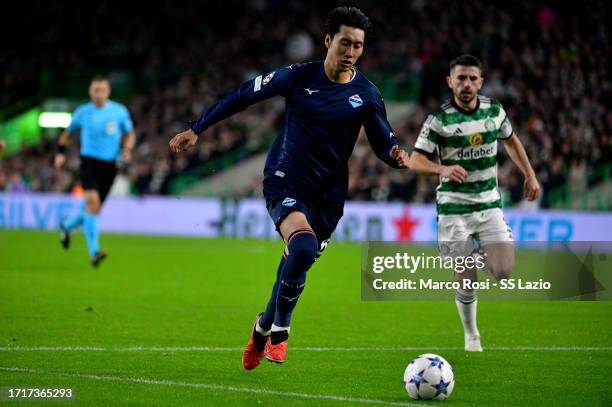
top-left (403, 353), bottom-right (455, 400)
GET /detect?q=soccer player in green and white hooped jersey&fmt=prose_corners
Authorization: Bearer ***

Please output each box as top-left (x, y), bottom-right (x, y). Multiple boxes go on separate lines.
top-left (410, 55), bottom-right (540, 352)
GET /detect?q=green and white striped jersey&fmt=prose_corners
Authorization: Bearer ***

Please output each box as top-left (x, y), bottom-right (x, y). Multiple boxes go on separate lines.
top-left (414, 96), bottom-right (513, 216)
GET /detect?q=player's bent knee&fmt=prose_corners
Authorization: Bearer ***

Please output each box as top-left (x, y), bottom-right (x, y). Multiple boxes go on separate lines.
top-left (84, 191), bottom-right (101, 214)
top-left (482, 243), bottom-right (514, 280)
top-left (292, 242), bottom-right (318, 263)
top-left (491, 263), bottom-right (514, 280)
top-left (487, 256), bottom-right (515, 280)
top-left (286, 230), bottom-right (318, 263)
top-left (280, 211), bottom-right (312, 240)
top-left (86, 201), bottom-right (101, 214)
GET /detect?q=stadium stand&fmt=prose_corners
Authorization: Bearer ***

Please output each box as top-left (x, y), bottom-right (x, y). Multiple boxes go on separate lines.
top-left (1, 0), bottom-right (610, 209)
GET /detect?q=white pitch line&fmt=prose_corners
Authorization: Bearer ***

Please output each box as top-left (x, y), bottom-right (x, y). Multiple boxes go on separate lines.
top-left (0, 366), bottom-right (417, 407)
top-left (476, 346), bottom-right (612, 351)
top-left (1, 345), bottom-right (611, 352)
top-left (0, 346), bottom-right (240, 352)
top-left (283, 346), bottom-right (612, 352)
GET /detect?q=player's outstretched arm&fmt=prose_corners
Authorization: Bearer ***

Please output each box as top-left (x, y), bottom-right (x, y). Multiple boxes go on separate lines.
top-left (390, 145), bottom-right (410, 168)
top-left (363, 93), bottom-right (410, 169)
top-left (54, 130), bottom-right (72, 170)
top-left (169, 129), bottom-right (198, 153)
top-left (171, 66), bottom-right (296, 154)
top-left (409, 151), bottom-right (467, 183)
top-left (502, 133), bottom-right (540, 201)
top-left (411, 113), bottom-right (466, 182)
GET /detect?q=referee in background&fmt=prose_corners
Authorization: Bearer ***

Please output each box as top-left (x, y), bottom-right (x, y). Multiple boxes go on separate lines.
top-left (54, 75), bottom-right (135, 267)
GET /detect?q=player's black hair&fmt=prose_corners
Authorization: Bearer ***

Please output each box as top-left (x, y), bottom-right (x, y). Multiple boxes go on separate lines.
top-left (450, 55), bottom-right (483, 73)
top-left (324, 6), bottom-right (372, 38)
top-left (91, 75), bottom-right (109, 83)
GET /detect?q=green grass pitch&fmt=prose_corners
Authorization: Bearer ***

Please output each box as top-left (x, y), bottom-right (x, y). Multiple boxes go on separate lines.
top-left (1, 230), bottom-right (611, 406)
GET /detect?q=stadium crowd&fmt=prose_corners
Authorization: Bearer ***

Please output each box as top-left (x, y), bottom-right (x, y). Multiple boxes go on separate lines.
top-left (1, 0), bottom-right (610, 208)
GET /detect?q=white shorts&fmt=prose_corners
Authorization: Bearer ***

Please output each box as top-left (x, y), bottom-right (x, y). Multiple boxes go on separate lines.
top-left (438, 208), bottom-right (513, 256)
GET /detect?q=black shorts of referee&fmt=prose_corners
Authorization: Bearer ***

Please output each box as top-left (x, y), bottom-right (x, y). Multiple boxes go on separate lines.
top-left (80, 155), bottom-right (118, 203)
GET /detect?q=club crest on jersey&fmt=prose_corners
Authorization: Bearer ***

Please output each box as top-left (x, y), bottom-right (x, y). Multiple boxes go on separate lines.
top-left (106, 121), bottom-right (117, 135)
top-left (282, 197), bottom-right (296, 207)
top-left (485, 118), bottom-right (496, 132)
top-left (348, 94), bottom-right (363, 108)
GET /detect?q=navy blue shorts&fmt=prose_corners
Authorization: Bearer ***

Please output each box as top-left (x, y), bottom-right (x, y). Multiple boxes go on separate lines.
top-left (263, 173), bottom-right (343, 257)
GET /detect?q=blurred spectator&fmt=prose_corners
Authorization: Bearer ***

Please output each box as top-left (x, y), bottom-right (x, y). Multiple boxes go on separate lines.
top-left (1, 0), bottom-right (610, 209)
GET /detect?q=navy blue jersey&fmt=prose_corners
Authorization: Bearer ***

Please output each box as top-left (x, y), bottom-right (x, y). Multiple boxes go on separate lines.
top-left (190, 61), bottom-right (399, 204)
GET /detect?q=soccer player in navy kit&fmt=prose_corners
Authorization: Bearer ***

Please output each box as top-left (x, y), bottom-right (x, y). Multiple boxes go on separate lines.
top-left (170, 7), bottom-right (409, 369)
top-left (55, 76), bottom-right (136, 267)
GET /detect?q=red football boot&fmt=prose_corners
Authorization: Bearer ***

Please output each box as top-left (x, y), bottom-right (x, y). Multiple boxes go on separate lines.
top-left (264, 330), bottom-right (289, 363)
top-left (242, 313), bottom-right (268, 370)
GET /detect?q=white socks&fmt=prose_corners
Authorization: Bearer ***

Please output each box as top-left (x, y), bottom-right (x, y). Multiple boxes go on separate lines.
top-left (255, 322), bottom-right (271, 336)
top-left (271, 323), bottom-right (290, 333)
top-left (455, 298), bottom-right (480, 337)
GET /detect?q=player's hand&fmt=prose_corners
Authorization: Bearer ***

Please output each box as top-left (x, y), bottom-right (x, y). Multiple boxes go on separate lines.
top-left (524, 176), bottom-right (540, 201)
top-left (54, 153), bottom-right (66, 170)
top-left (169, 129), bottom-right (198, 153)
top-left (390, 145), bottom-right (410, 168)
top-left (440, 165), bottom-right (468, 183)
top-left (121, 149), bottom-right (133, 163)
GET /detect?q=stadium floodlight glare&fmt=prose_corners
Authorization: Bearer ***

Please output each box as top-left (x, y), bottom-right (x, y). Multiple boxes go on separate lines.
top-left (38, 112), bottom-right (72, 128)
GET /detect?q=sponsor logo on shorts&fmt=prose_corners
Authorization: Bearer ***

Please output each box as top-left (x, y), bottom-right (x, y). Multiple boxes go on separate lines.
top-left (282, 197), bottom-right (296, 207)
top-left (316, 238), bottom-right (331, 258)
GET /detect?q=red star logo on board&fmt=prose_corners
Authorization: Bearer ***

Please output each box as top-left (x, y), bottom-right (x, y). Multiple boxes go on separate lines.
top-left (392, 208), bottom-right (420, 241)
